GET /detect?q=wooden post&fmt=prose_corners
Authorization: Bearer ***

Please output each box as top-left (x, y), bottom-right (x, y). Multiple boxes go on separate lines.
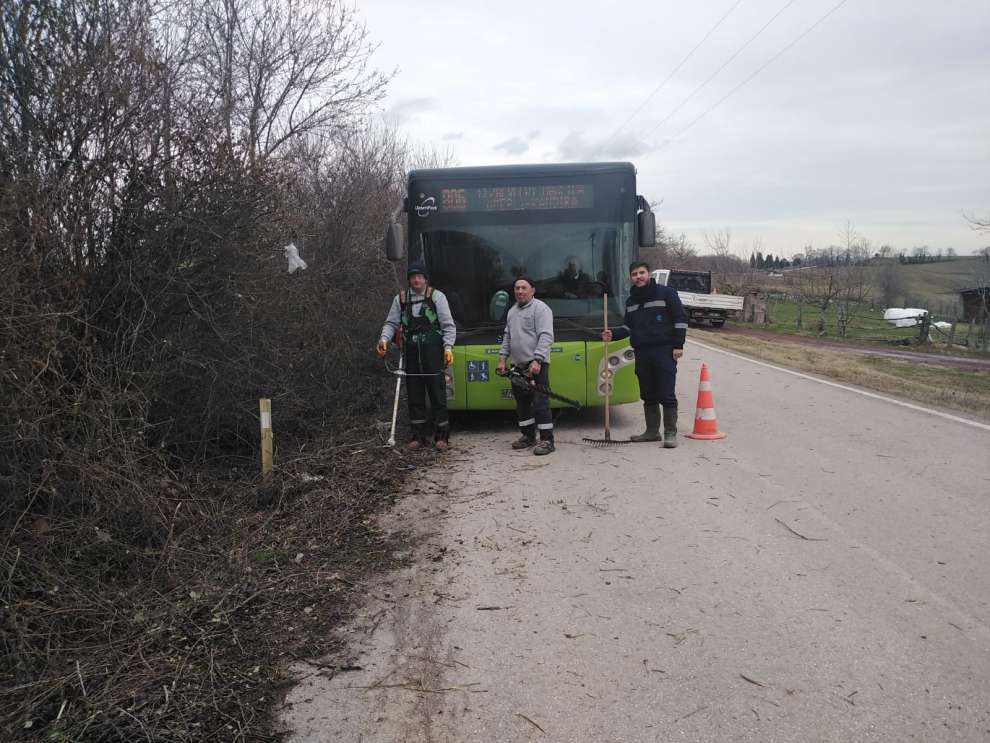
top-left (918, 314), bottom-right (931, 345)
top-left (259, 398), bottom-right (273, 478)
top-left (946, 321), bottom-right (956, 348)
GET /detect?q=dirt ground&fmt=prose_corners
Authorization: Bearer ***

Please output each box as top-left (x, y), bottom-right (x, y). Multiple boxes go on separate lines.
top-left (281, 341), bottom-right (990, 742)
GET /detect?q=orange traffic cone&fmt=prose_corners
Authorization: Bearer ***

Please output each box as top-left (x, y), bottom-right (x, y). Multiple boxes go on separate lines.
top-left (685, 363), bottom-right (726, 440)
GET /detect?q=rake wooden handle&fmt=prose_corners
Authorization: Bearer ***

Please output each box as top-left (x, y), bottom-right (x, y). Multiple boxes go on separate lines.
top-left (603, 293), bottom-right (610, 437)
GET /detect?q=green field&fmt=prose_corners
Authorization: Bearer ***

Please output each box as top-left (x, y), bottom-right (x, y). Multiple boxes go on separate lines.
top-left (757, 296), bottom-right (985, 351)
top-left (762, 296), bottom-right (921, 343)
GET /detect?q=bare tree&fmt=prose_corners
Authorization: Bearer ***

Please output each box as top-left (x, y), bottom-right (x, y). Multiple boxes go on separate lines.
top-left (668, 233), bottom-right (698, 264)
top-left (643, 226), bottom-right (696, 269)
top-left (965, 209), bottom-right (990, 234)
top-left (835, 262), bottom-right (873, 336)
top-left (188, 0), bottom-right (390, 164)
top-left (408, 141), bottom-right (459, 170)
top-left (790, 266), bottom-right (841, 334)
top-left (704, 227), bottom-right (732, 257)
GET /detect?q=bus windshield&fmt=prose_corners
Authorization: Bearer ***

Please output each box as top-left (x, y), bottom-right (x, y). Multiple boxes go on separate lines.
top-left (419, 221), bottom-right (634, 328)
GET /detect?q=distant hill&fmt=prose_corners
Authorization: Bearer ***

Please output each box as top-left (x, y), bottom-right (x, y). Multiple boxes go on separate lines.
top-left (897, 256), bottom-right (989, 299)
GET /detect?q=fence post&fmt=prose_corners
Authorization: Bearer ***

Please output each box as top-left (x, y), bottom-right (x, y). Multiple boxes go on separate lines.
top-left (259, 398), bottom-right (273, 478)
top-left (917, 314), bottom-right (931, 345)
top-left (946, 321), bottom-right (956, 348)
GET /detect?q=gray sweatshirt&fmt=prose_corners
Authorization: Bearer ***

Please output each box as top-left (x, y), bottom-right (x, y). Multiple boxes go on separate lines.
top-left (499, 298), bottom-right (554, 364)
top-left (379, 288), bottom-right (456, 350)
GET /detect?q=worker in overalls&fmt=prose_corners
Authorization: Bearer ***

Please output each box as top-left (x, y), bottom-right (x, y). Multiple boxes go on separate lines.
top-left (377, 263), bottom-right (457, 450)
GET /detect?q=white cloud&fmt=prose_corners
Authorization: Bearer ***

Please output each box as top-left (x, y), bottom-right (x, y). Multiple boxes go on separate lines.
top-left (384, 97), bottom-right (437, 125)
top-left (494, 136), bottom-right (530, 156)
top-left (558, 131), bottom-right (654, 161)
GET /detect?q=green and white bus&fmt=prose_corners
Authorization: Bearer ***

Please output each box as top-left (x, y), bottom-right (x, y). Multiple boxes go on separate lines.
top-left (384, 162), bottom-right (656, 411)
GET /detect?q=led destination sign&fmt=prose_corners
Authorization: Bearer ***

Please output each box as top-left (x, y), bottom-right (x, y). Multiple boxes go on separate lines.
top-left (440, 184), bottom-right (594, 212)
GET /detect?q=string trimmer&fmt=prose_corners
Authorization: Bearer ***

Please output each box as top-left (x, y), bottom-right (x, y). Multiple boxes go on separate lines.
top-left (497, 367), bottom-right (582, 410)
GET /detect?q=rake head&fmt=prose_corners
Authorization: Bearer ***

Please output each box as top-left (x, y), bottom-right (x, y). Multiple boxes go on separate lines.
top-left (582, 432), bottom-right (631, 448)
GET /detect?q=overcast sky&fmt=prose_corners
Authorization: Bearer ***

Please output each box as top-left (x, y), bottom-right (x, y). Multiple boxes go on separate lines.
top-left (360, 0), bottom-right (990, 258)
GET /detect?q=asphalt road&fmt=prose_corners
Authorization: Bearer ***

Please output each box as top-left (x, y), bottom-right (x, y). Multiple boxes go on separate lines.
top-left (284, 340), bottom-right (990, 742)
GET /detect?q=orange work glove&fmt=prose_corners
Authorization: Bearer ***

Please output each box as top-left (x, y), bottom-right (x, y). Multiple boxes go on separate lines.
top-left (444, 349), bottom-right (454, 367)
top-left (376, 339), bottom-right (388, 358)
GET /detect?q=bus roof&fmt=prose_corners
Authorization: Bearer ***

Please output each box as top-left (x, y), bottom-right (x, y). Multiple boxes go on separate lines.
top-left (409, 162), bottom-right (636, 182)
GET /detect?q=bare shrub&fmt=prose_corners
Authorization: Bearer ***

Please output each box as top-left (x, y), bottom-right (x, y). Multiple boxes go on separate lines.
top-left (1, 1), bottom-right (411, 739)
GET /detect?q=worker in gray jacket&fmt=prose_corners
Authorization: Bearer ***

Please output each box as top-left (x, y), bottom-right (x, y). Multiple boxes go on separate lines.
top-left (496, 277), bottom-right (555, 455)
top-left (377, 263), bottom-right (457, 450)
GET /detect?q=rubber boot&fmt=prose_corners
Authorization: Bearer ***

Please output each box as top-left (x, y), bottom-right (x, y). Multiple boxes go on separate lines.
top-left (434, 421), bottom-right (450, 451)
top-left (630, 404), bottom-right (661, 442)
top-left (407, 423), bottom-right (427, 450)
top-left (662, 406), bottom-right (678, 448)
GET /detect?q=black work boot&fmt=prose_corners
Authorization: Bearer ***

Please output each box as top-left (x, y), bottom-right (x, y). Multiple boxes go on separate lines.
top-left (512, 435), bottom-right (536, 449)
top-left (630, 404), bottom-right (661, 442)
top-left (533, 438), bottom-right (555, 455)
top-left (512, 423), bottom-right (536, 449)
top-left (662, 406), bottom-right (678, 448)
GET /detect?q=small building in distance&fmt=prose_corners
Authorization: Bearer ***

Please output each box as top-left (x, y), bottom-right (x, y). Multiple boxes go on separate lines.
top-left (959, 287), bottom-right (989, 322)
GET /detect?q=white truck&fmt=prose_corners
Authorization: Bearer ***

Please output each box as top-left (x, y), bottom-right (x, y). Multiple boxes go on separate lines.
top-left (652, 269), bottom-right (743, 328)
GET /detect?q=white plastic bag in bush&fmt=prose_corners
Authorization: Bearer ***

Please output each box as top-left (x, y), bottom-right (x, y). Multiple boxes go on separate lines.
top-left (284, 242), bottom-right (307, 273)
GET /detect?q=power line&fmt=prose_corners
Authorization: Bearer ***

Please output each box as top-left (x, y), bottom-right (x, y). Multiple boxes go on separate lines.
top-left (602, 0), bottom-right (745, 148)
top-left (666, 0), bottom-right (854, 143)
top-left (642, 0), bottom-right (800, 141)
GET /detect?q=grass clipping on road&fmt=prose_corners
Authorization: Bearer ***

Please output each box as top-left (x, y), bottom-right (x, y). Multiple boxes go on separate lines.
top-left (693, 329), bottom-right (990, 420)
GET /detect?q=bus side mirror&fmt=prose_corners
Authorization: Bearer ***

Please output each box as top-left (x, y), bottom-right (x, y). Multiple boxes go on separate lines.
top-left (384, 222), bottom-right (405, 261)
top-left (638, 210), bottom-right (656, 248)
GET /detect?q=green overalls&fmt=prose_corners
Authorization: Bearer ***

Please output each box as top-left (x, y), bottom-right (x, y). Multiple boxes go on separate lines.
top-left (401, 288), bottom-right (449, 443)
